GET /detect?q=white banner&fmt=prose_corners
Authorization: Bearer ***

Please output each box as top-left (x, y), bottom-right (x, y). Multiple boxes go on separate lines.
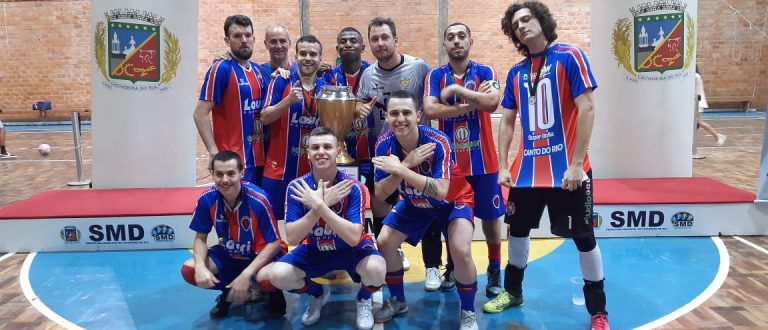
top-left (90, 1), bottom-right (198, 188)
top-left (590, 0), bottom-right (697, 178)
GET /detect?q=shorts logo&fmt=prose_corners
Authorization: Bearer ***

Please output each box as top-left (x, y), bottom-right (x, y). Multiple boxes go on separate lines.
top-left (151, 224), bottom-right (175, 242)
top-left (612, 1), bottom-right (694, 82)
top-left (240, 217), bottom-right (251, 232)
top-left (94, 8), bottom-right (180, 91)
top-left (60, 226), bottom-right (81, 243)
top-left (492, 194), bottom-right (501, 209)
top-left (505, 201), bottom-right (516, 216)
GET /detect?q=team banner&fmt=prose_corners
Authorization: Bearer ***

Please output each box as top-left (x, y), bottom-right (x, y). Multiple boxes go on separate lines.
top-left (90, 1), bottom-right (198, 188)
top-left (590, 0), bottom-right (697, 178)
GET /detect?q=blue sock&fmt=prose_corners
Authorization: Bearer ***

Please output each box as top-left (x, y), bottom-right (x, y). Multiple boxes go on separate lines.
top-left (307, 280), bottom-right (324, 298)
top-left (357, 285), bottom-right (379, 300)
top-left (456, 281), bottom-right (477, 312)
top-left (385, 270), bottom-right (405, 302)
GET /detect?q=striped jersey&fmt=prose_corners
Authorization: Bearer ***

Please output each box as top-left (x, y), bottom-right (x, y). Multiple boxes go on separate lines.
top-left (189, 182), bottom-right (282, 260)
top-left (199, 59), bottom-right (268, 169)
top-left (501, 43), bottom-right (598, 188)
top-left (325, 61), bottom-right (375, 161)
top-left (263, 66), bottom-right (330, 182)
top-left (357, 54), bottom-right (431, 137)
top-left (285, 170), bottom-right (371, 251)
top-left (374, 125), bottom-right (454, 209)
top-left (425, 61), bottom-right (500, 176)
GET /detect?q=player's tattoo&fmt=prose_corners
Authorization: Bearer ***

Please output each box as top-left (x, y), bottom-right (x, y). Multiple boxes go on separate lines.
top-left (423, 177), bottom-right (438, 198)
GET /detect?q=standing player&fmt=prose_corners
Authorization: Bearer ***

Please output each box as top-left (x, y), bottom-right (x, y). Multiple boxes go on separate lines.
top-left (356, 17), bottom-right (444, 288)
top-left (180, 151), bottom-right (287, 319)
top-left (424, 22), bottom-right (505, 298)
top-left (269, 127), bottom-right (386, 330)
top-left (372, 90), bottom-right (478, 330)
top-left (484, 2), bottom-right (610, 330)
top-left (194, 15), bottom-right (268, 185)
top-left (261, 35), bottom-right (329, 220)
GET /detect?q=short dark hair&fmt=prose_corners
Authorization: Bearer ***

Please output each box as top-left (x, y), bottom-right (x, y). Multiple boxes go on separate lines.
top-left (444, 22), bottom-right (471, 39)
top-left (386, 90), bottom-right (418, 112)
top-left (309, 126), bottom-right (335, 139)
top-left (296, 34), bottom-right (323, 54)
top-left (368, 17), bottom-right (397, 39)
top-left (210, 150), bottom-right (243, 171)
top-left (223, 15), bottom-right (253, 38)
top-left (337, 27), bottom-right (363, 44)
top-left (501, 1), bottom-right (558, 56)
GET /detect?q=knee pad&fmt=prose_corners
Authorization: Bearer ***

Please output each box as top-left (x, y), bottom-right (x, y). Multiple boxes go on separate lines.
top-left (573, 235), bottom-right (597, 252)
top-left (181, 265), bottom-right (196, 286)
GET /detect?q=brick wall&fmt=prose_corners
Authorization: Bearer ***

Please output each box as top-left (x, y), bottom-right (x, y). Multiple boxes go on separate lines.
top-left (0, 0), bottom-right (766, 121)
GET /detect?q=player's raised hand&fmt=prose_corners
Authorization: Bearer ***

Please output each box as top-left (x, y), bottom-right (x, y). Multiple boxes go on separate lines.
top-left (324, 179), bottom-right (353, 206)
top-left (402, 143), bottom-right (435, 168)
top-left (317, 62), bottom-right (332, 76)
top-left (498, 168), bottom-right (514, 188)
top-left (289, 179), bottom-right (324, 210)
top-left (211, 50), bottom-right (233, 64)
top-left (287, 81), bottom-right (304, 105)
top-left (356, 96), bottom-right (378, 119)
top-left (272, 67), bottom-right (291, 80)
top-left (372, 154), bottom-right (404, 175)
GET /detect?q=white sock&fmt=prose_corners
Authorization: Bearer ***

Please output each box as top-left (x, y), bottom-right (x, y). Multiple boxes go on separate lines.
top-left (579, 244), bottom-right (604, 282)
top-left (507, 235), bottom-right (530, 269)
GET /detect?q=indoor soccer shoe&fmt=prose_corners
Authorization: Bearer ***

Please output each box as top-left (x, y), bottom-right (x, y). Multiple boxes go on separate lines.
top-left (266, 290), bottom-right (286, 316)
top-left (441, 268), bottom-right (456, 291)
top-left (486, 267), bottom-right (503, 298)
top-left (209, 292), bottom-right (232, 318)
top-left (424, 267), bottom-right (441, 291)
top-left (374, 296), bottom-right (408, 323)
top-left (591, 313), bottom-right (611, 330)
top-left (356, 297), bottom-right (374, 330)
top-left (482, 291), bottom-right (523, 313)
top-left (460, 309), bottom-right (479, 330)
top-left (301, 287), bottom-right (330, 325)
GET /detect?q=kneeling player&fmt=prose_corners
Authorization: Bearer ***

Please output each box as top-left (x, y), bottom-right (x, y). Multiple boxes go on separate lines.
top-left (268, 127), bottom-right (386, 330)
top-left (180, 151), bottom-right (287, 318)
top-left (371, 90), bottom-right (479, 330)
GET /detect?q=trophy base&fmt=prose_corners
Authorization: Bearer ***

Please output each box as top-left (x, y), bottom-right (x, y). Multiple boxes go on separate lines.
top-left (336, 153), bottom-right (355, 165)
top-left (338, 163), bottom-right (360, 181)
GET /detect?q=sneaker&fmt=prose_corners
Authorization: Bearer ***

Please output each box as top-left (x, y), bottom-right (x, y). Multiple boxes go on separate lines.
top-left (482, 291), bottom-right (523, 313)
top-left (424, 267), bottom-right (441, 291)
top-left (398, 247), bottom-right (410, 271)
top-left (591, 313), bottom-right (611, 330)
top-left (246, 283), bottom-right (262, 303)
top-left (209, 292), bottom-right (232, 318)
top-left (301, 287), bottom-right (330, 326)
top-left (440, 268), bottom-right (456, 291)
top-left (460, 309), bottom-right (479, 330)
top-left (266, 290), bottom-right (286, 316)
top-left (374, 296), bottom-right (408, 323)
top-left (716, 134), bottom-right (727, 146)
top-left (486, 268), bottom-right (503, 298)
top-left (0, 152), bottom-right (17, 159)
top-left (356, 298), bottom-right (374, 330)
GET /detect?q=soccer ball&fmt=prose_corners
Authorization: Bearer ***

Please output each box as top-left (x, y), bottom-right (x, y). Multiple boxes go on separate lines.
top-left (38, 144), bottom-right (51, 156)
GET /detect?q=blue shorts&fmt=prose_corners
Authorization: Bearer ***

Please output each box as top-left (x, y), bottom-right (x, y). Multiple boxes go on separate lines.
top-left (207, 245), bottom-right (253, 289)
top-left (466, 173), bottom-right (505, 220)
top-left (262, 177), bottom-right (290, 220)
top-left (244, 166), bottom-right (264, 187)
top-left (276, 239), bottom-right (381, 283)
top-left (383, 201), bottom-right (474, 246)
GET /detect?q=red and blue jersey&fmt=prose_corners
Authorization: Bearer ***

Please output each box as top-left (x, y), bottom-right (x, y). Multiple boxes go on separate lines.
top-left (285, 170), bottom-right (371, 251)
top-left (189, 182), bottom-right (283, 260)
top-left (501, 43), bottom-right (598, 188)
top-left (374, 125), bottom-right (455, 209)
top-left (325, 61), bottom-right (375, 161)
top-left (425, 61), bottom-right (499, 176)
top-left (263, 66), bottom-right (330, 182)
top-left (200, 59), bottom-right (268, 169)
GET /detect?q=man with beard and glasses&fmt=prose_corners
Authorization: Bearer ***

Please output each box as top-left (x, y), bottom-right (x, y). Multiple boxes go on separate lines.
top-left (261, 35), bottom-right (330, 221)
top-left (423, 22), bottom-right (505, 299)
top-left (195, 15), bottom-right (269, 185)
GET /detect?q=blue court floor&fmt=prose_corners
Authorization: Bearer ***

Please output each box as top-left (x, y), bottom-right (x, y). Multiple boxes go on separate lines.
top-left (25, 237), bottom-right (725, 329)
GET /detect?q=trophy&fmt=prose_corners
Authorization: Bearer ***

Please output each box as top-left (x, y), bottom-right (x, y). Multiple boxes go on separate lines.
top-left (317, 85), bottom-right (357, 165)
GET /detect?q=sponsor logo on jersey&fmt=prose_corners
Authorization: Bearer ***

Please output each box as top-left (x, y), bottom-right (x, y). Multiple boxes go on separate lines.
top-left (612, 1), bottom-right (694, 82)
top-left (317, 239), bottom-right (337, 251)
top-left (94, 8), bottom-right (180, 92)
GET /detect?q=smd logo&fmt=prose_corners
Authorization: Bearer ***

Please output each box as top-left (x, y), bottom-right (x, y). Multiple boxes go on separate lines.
top-left (611, 0), bottom-right (694, 83)
top-left (671, 211), bottom-right (694, 228)
top-left (151, 224), bottom-right (175, 242)
top-left (94, 8), bottom-right (180, 92)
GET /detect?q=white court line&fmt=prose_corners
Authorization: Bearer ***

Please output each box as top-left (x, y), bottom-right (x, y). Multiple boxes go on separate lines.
top-left (0, 252), bottom-right (15, 263)
top-left (634, 237), bottom-right (729, 330)
top-left (20, 252), bottom-right (85, 330)
top-left (733, 236), bottom-right (768, 255)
